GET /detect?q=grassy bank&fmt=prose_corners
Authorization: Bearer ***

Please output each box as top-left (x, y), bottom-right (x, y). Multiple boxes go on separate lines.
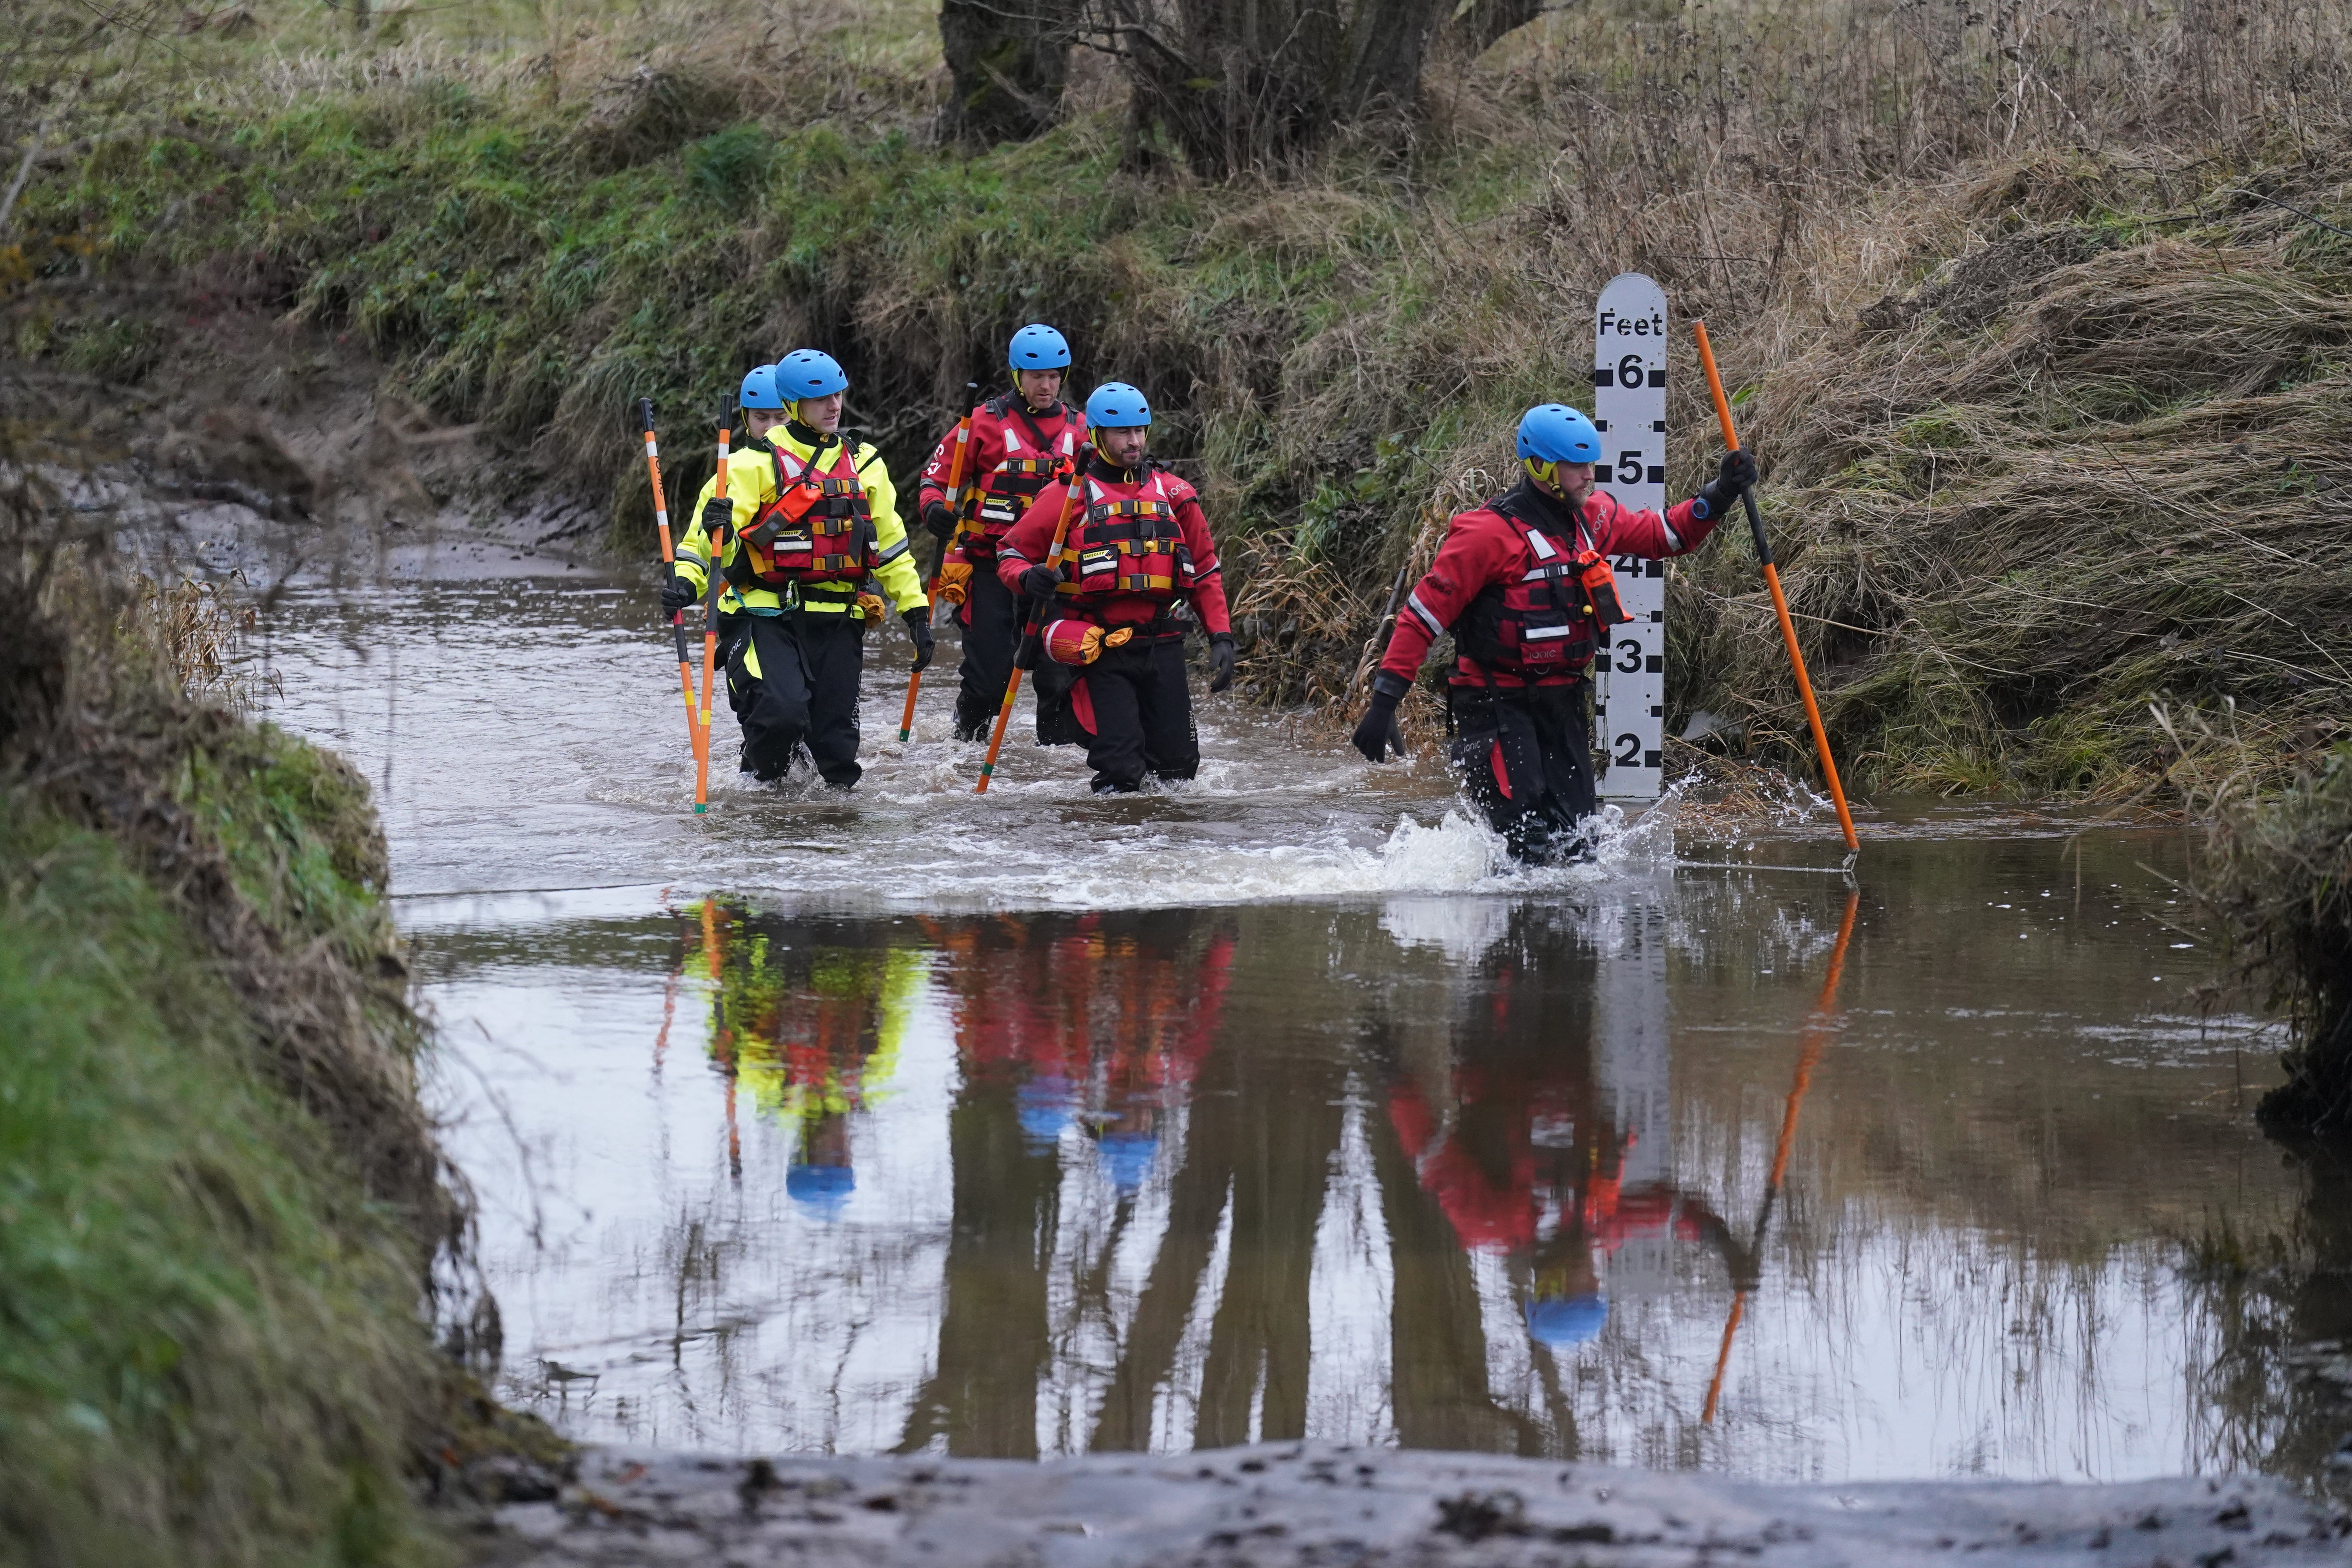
top-left (0, 439), bottom-right (468, 1559)
top-left (5, 0), bottom-right (2349, 795)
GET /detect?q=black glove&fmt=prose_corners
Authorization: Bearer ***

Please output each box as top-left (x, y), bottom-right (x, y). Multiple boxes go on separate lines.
top-left (1207, 633), bottom-right (1237, 693)
top-left (921, 500), bottom-right (956, 541)
top-left (904, 607), bottom-right (935, 673)
top-left (1351, 682), bottom-right (1407, 763)
top-left (1694, 448), bottom-right (1759, 520)
top-left (659, 570), bottom-right (698, 614)
top-left (1018, 565), bottom-right (1060, 600)
top-left (699, 495), bottom-right (735, 535)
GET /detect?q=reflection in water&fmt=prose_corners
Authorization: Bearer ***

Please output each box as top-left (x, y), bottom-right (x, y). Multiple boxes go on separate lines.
top-left (415, 834), bottom-right (2350, 1485)
top-left (1703, 889), bottom-right (1857, 1423)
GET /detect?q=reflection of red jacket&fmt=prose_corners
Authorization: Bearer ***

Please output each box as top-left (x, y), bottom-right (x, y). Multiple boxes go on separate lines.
top-left (1388, 1075), bottom-right (1709, 1258)
top-left (1381, 481), bottom-right (1715, 690)
top-left (997, 457), bottom-right (1232, 637)
top-left (935, 918), bottom-right (1233, 1102)
top-left (916, 396), bottom-right (1087, 562)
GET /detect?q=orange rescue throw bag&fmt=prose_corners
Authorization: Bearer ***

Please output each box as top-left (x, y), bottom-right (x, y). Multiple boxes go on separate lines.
top-left (1044, 620), bottom-right (1135, 667)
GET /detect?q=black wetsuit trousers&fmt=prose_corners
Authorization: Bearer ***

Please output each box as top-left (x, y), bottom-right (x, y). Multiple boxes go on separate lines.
top-left (1447, 681), bottom-right (1597, 862)
top-left (1080, 637), bottom-right (1200, 792)
top-left (952, 565), bottom-right (1020, 740)
top-left (729, 612), bottom-right (866, 786)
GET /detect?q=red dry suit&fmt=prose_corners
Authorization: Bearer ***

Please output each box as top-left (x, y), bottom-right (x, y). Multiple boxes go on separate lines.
top-left (1379, 481), bottom-right (1718, 691)
top-left (917, 396), bottom-right (1088, 564)
top-left (996, 456), bottom-right (1233, 640)
top-left (996, 456), bottom-right (1233, 778)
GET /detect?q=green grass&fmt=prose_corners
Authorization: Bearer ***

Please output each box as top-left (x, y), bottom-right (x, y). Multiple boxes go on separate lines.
top-left (0, 788), bottom-right (441, 1567)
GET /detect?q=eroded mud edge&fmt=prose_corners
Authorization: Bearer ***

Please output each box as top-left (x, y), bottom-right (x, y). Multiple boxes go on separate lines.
top-left (460, 1441), bottom-right (2350, 1566)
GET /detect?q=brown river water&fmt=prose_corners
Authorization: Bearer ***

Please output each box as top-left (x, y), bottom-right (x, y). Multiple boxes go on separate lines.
top-left (256, 579), bottom-right (2352, 1490)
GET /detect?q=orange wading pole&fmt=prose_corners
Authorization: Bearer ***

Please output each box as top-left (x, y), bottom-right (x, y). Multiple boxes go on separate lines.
top-left (1702, 885), bottom-right (1858, 1423)
top-left (1692, 321), bottom-right (1858, 863)
top-left (693, 412), bottom-right (732, 813)
top-left (639, 399), bottom-right (703, 758)
top-left (900, 384), bottom-right (980, 742)
top-left (974, 470), bottom-right (1081, 795)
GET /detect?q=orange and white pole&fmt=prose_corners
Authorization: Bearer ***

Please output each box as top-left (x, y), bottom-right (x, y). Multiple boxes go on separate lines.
top-left (694, 415), bottom-right (731, 813)
top-left (640, 399), bottom-right (702, 757)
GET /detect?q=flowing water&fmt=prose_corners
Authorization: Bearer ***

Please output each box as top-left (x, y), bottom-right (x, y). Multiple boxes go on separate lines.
top-left (259, 578), bottom-right (2352, 1488)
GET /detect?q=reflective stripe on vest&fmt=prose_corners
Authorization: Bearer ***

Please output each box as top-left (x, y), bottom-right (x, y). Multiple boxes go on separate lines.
top-left (1053, 474), bottom-right (1192, 603)
top-left (728, 441), bottom-right (877, 592)
top-left (1455, 505), bottom-right (1609, 675)
top-left (970, 421), bottom-right (1080, 542)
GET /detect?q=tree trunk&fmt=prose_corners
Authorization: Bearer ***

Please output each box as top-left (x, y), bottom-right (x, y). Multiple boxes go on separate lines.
top-left (1095, 0), bottom-right (1452, 176)
top-left (1437, 0), bottom-right (1549, 61)
top-left (940, 0), bottom-right (1080, 146)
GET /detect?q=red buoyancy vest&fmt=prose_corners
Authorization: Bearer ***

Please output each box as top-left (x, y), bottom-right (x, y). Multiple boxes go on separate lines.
top-left (1052, 470), bottom-right (1198, 612)
top-left (728, 441), bottom-right (878, 590)
top-left (1454, 499), bottom-right (1630, 678)
top-left (965, 400), bottom-right (1083, 554)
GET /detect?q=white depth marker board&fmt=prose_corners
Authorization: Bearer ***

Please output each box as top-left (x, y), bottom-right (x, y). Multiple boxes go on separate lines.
top-left (1592, 272), bottom-right (1669, 801)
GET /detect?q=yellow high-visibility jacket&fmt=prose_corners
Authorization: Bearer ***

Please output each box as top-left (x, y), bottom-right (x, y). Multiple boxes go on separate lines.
top-left (673, 424), bottom-right (927, 621)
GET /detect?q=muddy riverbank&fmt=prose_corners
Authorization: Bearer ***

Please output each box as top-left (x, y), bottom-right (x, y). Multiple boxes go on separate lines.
top-left (468, 1443), bottom-right (2350, 1566)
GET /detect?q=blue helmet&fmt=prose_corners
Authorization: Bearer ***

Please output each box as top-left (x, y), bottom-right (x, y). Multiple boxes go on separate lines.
top-left (1009, 323), bottom-right (1071, 371)
top-left (739, 363), bottom-right (784, 410)
top-left (785, 1161), bottom-right (854, 1221)
top-left (777, 348), bottom-right (848, 400)
top-left (1098, 1131), bottom-right (1158, 1195)
top-left (1085, 381), bottom-right (1152, 430)
top-left (1016, 1076), bottom-right (1077, 1149)
top-left (1516, 404), bottom-right (1603, 466)
top-left (1524, 1292), bottom-right (1608, 1348)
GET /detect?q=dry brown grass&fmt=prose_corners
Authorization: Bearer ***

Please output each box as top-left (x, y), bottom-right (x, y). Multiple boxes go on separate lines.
top-left (1218, 0), bottom-right (2351, 803)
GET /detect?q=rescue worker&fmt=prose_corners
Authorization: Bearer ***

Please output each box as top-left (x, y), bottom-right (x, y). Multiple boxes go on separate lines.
top-left (995, 383), bottom-right (1237, 794)
top-left (915, 323), bottom-right (1089, 742)
top-left (1351, 404), bottom-right (1756, 860)
top-left (662, 349), bottom-right (933, 787)
top-left (661, 363), bottom-right (786, 698)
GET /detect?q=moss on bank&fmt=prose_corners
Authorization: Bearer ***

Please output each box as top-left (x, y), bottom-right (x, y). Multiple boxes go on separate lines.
top-left (0, 788), bottom-right (437, 1566)
top-left (0, 451), bottom-right (471, 1557)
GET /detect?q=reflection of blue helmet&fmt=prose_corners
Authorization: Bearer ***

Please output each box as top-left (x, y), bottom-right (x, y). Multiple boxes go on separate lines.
top-left (777, 349), bottom-right (848, 399)
top-left (1009, 323), bottom-right (1071, 371)
top-left (1525, 1292), bottom-right (1608, 1347)
top-left (1099, 1131), bottom-right (1158, 1195)
top-left (1516, 404), bottom-right (1602, 466)
top-left (1017, 1077), bottom-right (1076, 1148)
top-left (786, 1162), bottom-right (854, 1221)
top-left (1084, 382), bottom-right (1152, 430)
top-left (739, 364), bottom-right (784, 410)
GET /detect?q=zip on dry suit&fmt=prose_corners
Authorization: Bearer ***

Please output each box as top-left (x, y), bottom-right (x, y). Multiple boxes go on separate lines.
top-left (995, 382), bottom-right (1237, 795)
top-left (1352, 402), bottom-right (1755, 862)
top-left (664, 350), bottom-right (933, 787)
top-left (915, 323), bottom-right (1091, 744)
